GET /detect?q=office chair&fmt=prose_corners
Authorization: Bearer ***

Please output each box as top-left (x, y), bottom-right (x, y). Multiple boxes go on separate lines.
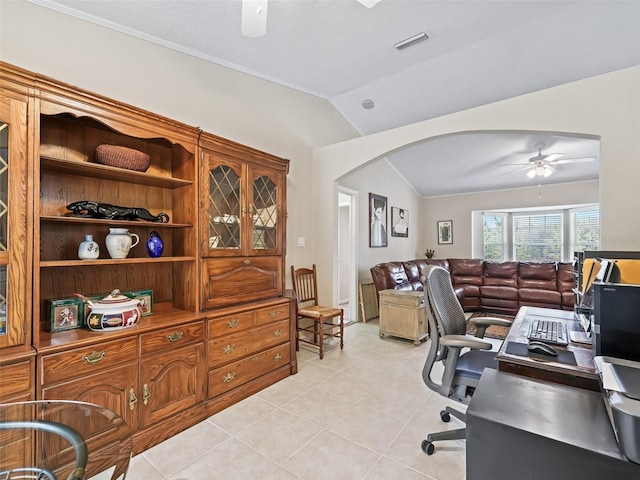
top-left (291, 264), bottom-right (344, 359)
top-left (420, 265), bottom-right (512, 455)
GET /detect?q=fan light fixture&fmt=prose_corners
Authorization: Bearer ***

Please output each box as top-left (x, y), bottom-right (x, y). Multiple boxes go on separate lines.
top-left (527, 163), bottom-right (554, 179)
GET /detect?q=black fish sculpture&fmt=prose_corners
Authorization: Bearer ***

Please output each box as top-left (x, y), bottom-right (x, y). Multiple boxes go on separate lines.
top-left (66, 201), bottom-right (170, 223)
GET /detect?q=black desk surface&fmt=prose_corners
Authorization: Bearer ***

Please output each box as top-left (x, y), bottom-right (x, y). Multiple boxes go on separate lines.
top-left (466, 369), bottom-right (640, 480)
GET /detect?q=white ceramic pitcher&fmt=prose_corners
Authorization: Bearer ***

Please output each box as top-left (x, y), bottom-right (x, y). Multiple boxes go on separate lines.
top-left (105, 228), bottom-right (139, 259)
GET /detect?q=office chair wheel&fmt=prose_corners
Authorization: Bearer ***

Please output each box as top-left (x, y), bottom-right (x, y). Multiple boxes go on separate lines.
top-left (421, 439), bottom-right (435, 455)
top-left (440, 410), bottom-right (451, 422)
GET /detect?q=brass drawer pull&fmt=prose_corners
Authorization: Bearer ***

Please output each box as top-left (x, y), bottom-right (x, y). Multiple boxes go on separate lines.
top-left (274, 353), bottom-right (282, 361)
top-left (167, 331), bottom-right (184, 343)
top-left (244, 259), bottom-right (250, 265)
top-left (143, 383), bottom-right (151, 405)
top-left (269, 310), bottom-right (280, 318)
top-left (223, 372), bottom-right (236, 383)
top-left (273, 329), bottom-right (281, 337)
top-left (129, 388), bottom-right (137, 410)
top-left (227, 319), bottom-right (240, 328)
top-left (82, 350), bottom-right (106, 365)
top-left (222, 344), bottom-right (235, 355)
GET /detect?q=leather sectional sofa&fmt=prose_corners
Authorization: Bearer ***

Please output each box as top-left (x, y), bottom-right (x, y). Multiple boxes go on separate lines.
top-left (370, 258), bottom-right (575, 316)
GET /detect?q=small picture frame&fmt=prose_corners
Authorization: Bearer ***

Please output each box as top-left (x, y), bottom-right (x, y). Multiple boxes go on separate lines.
top-left (391, 207), bottom-right (409, 238)
top-left (48, 298), bottom-right (84, 332)
top-left (123, 289), bottom-right (153, 316)
top-left (437, 220), bottom-right (453, 245)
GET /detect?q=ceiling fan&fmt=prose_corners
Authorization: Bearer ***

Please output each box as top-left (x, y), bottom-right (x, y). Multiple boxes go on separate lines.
top-left (501, 143), bottom-right (596, 179)
top-left (241, 0), bottom-right (381, 37)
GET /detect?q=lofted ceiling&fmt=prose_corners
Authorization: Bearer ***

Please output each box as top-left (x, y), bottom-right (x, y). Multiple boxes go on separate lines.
top-left (28, 0), bottom-right (640, 197)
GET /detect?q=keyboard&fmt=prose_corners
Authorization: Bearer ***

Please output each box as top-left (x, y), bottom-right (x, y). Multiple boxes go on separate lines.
top-left (527, 318), bottom-right (569, 346)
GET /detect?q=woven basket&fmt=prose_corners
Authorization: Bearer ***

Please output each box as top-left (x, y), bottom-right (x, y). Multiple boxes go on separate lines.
top-left (94, 145), bottom-right (151, 172)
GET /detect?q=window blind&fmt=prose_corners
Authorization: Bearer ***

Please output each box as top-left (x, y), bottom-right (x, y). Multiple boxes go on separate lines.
top-left (483, 214), bottom-right (506, 261)
top-left (513, 213), bottom-right (563, 262)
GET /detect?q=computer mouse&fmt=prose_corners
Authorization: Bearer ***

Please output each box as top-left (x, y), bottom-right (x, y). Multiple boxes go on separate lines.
top-left (527, 341), bottom-right (558, 357)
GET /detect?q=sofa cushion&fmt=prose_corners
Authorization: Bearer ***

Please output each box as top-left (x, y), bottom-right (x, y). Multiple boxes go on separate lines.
top-left (370, 262), bottom-right (411, 293)
top-left (557, 262), bottom-right (575, 292)
top-left (480, 285), bottom-right (518, 300)
top-left (518, 262), bottom-right (557, 290)
top-left (484, 261), bottom-right (518, 287)
top-left (448, 259), bottom-right (484, 286)
top-left (425, 258), bottom-right (450, 271)
top-left (518, 288), bottom-right (561, 305)
top-left (401, 260), bottom-right (424, 291)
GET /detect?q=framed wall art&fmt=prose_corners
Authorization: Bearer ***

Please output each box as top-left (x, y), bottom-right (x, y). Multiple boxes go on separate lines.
top-left (369, 193), bottom-right (388, 247)
top-left (391, 207), bottom-right (408, 238)
top-left (437, 220), bottom-right (453, 245)
top-left (48, 297), bottom-right (84, 332)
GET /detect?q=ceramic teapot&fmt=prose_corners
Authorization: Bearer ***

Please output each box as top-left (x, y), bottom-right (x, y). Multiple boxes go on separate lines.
top-left (78, 289), bottom-right (141, 331)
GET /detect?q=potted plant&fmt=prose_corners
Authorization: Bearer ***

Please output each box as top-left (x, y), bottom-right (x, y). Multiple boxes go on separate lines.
top-left (425, 248), bottom-right (435, 259)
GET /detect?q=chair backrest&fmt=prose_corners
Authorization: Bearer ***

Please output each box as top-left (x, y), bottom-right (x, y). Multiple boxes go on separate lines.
top-left (424, 265), bottom-right (467, 336)
top-left (421, 265), bottom-right (468, 395)
top-left (291, 264), bottom-right (319, 308)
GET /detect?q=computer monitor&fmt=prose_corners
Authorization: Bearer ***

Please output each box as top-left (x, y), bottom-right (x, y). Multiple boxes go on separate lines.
top-left (592, 282), bottom-right (640, 362)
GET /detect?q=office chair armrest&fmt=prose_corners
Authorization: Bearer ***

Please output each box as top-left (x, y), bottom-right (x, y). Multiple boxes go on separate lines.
top-left (470, 316), bottom-right (512, 338)
top-left (441, 334), bottom-right (493, 351)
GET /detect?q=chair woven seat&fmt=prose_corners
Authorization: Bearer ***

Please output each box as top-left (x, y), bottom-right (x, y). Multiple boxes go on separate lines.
top-left (297, 305), bottom-right (343, 318)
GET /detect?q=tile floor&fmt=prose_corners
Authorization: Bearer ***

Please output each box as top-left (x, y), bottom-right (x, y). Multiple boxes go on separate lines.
top-left (126, 320), bottom-right (467, 479)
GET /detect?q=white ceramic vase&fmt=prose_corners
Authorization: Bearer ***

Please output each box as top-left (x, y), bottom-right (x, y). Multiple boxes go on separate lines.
top-left (78, 234), bottom-right (100, 260)
top-left (105, 228), bottom-right (139, 259)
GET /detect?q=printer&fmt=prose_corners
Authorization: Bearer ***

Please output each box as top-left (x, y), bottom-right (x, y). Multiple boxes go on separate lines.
top-left (594, 356), bottom-right (640, 464)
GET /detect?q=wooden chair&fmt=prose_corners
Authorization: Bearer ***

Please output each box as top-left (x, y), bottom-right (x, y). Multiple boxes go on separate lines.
top-left (290, 264), bottom-right (344, 359)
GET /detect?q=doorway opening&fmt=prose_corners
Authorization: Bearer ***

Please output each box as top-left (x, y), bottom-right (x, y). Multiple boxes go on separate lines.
top-left (337, 187), bottom-right (358, 324)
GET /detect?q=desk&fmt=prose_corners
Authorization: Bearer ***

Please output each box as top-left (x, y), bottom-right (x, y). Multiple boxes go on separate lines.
top-left (496, 306), bottom-right (599, 391)
top-left (466, 369), bottom-right (640, 480)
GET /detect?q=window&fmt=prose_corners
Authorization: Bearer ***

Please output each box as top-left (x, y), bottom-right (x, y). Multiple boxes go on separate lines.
top-left (513, 213), bottom-right (563, 262)
top-left (483, 213), bottom-right (506, 261)
top-left (570, 207), bottom-right (600, 253)
top-left (478, 205), bottom-right (599, 262)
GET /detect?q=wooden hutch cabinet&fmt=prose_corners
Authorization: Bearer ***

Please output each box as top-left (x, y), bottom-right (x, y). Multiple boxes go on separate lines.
top-left (0, 65), bottom-right (35, 404)
top-left (199, 132), bottom-right (288, 309)
top-left (0, 61), bottom-right (296, 457)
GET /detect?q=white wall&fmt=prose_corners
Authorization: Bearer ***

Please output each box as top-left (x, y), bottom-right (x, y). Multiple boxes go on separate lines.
top-left (339, 159), bottom-right (423, 283)
top-left (314, 66), bottom-right (640, 304)
top-left (0, 0), bottom-right (359, 287)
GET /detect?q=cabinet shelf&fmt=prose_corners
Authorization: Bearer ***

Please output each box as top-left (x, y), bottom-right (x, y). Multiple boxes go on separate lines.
top-left (40, 256), bottom-right (195, 268)
top-left (41, 156), bottom-right (193, 189)
top-left (37, 302), bottom-right (203, 353)
top-left (41, 215), bottom-right (192, 229)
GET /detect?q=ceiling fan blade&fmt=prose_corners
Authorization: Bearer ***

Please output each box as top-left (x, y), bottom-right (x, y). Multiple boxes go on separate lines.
top-left (541, 153), bottom-right (564, 163)
top-left (550, 156), bottom-right (597, 165)
top-left (500, 165), bottom-right (533, 176)
top-left (242, 0), bottom-right (268, 38)
top-left (357, 0), bottom-right (382, 7)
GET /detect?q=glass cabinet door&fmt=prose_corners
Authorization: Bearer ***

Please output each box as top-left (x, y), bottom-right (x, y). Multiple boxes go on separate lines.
top-left (0, 97), bottom-right (28, 348)
top-left (208, 162), bottom-right (242, 252)
top-left (250, 170), bottom-right (279, 253)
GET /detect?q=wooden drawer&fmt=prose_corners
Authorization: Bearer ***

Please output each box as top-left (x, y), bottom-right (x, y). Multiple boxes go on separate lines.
top-left (208, 343), bottom-right (290, 398)
top-left (140, 321), bottom-right (205, 357)
top-left (208, 319), bottom-right (289, 366)
top-left (40, 337), bottom-right (138, 385)
top-left (255, 301), bottom-right (290, 326)
top-left (0, 359), bottom-right (34, 401)
top-left (201, 256), bottom-right (282, 309)
top-left (208, 310), bottom-right (256, 338)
